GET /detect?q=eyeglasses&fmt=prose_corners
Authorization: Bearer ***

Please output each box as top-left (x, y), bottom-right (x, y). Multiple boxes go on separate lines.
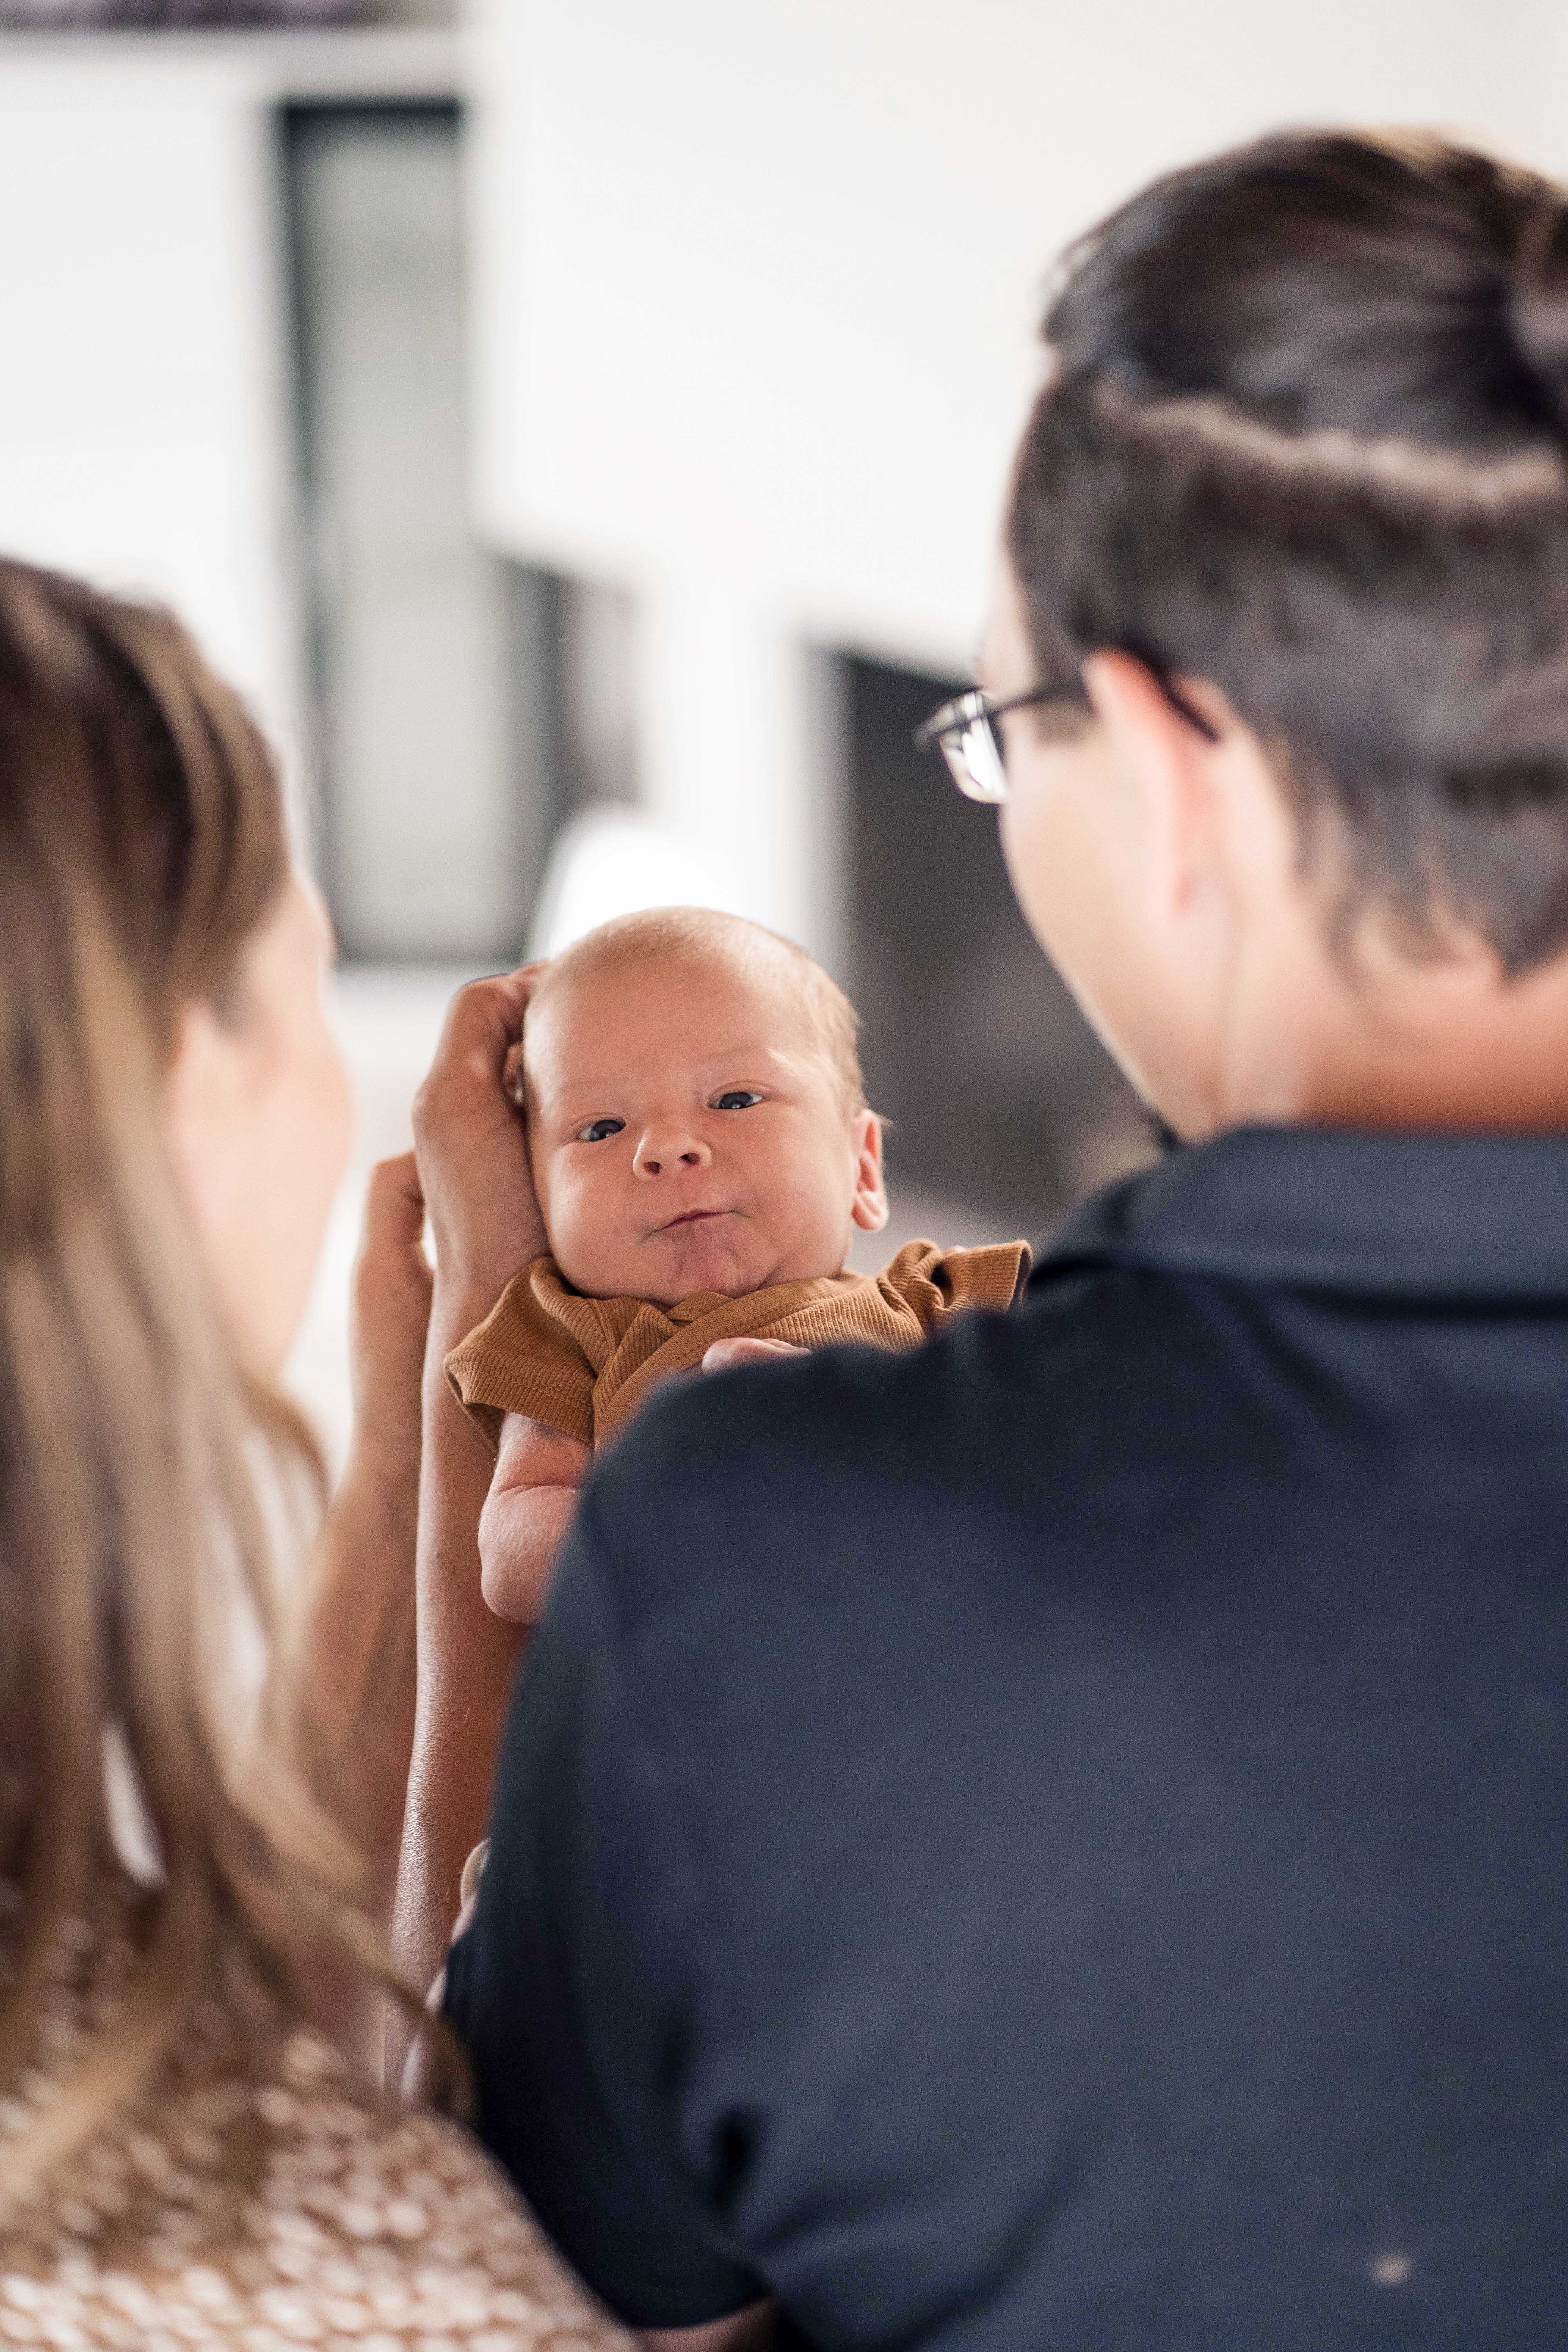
top-left (912, 669), bottom-right (1220, 804)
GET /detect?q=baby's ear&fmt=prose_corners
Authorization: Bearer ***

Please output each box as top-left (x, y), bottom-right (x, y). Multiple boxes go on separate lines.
top-left (850, 1107), bottom-right (889, 1232)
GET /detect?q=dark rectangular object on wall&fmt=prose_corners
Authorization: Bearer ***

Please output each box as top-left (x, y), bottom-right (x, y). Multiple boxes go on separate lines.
top-left (284, 100), bottom-right (563, 963)
top-left (848, 653), bottom-right (1154, 1236)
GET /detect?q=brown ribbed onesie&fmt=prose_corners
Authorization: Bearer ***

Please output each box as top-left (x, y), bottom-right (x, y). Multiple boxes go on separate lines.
top-left (445, 1236), bottom-right (1031, 1454)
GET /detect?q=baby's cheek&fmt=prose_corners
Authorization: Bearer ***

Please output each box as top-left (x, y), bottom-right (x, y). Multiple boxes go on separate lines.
top-left (539, 1170), bottom-right (580, 1258)
top-left (526, 1135), bottom-right (554, 1220)
top-left (544, 1176), bottom-right (622, 1292)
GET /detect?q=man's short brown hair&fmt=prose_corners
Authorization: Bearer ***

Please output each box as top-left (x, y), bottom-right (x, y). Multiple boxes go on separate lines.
top-left (1010, 131), bottom-right (1568, 973)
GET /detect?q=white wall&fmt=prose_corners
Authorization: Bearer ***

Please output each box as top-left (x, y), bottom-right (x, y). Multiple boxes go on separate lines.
top-left (0, 52), bottom-right (300, 762)
top-left (0, 26), bottom-right (461, 811)
top-left (467, 0), bottom-right (1568, 964)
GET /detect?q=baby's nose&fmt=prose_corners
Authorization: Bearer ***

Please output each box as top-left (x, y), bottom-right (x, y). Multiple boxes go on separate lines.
top-left (634, 1127), bottom-right (712, 1178)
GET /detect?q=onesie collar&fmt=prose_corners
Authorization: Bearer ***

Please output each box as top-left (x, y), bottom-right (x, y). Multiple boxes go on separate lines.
top-left (658, 1273), bottom-right (857, 1327)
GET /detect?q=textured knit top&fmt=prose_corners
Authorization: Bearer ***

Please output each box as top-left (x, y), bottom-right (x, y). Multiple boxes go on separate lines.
top-left (445, 1238), bottom-right (1031, 1453)
top-left (0, 1873), bottom-right (630, 2348)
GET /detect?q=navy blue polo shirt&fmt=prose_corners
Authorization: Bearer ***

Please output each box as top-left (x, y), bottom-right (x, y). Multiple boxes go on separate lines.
top-left (446, 1127), bottom-right (1568, 2348)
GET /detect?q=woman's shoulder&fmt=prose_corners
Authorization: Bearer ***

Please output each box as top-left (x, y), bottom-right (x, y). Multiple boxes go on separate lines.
top-left (0, 1887), bottom-right (629, 2346)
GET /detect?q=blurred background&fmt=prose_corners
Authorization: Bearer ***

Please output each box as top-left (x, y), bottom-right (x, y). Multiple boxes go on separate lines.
top-left (1, 0), bottom-right (1564, 1461)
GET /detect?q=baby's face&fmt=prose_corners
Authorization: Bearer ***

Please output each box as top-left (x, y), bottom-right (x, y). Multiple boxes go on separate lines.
top-left (523, 955), bottom-right (883, 1306)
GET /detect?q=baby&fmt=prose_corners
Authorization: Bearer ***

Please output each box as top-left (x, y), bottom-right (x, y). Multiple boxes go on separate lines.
top-left (446, 907), bottom-right (1029, 1622)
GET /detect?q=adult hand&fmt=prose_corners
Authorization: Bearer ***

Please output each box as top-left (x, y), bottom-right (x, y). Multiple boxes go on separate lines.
top-left (412, 962), bottom-right (547, 1306)
top-left (342, 1150), bottom-right (431, 1512)
top-left (702, 1336), bottom-right (808, 1373)
top-left (390, 965), bottom-right (546, 2081)
top-left (278, 1154), bottom-right (433, 2062)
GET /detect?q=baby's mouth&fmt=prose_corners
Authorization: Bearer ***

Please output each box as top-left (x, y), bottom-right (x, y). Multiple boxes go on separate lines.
top-left (658, 1208), bottom-right (734, 1232)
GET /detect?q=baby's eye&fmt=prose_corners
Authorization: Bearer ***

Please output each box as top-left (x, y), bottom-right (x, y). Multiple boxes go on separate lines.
top-left (711, 1089), bottom-right (764, 1111)
top-left (575, 1116), bottom-right (626, 1143)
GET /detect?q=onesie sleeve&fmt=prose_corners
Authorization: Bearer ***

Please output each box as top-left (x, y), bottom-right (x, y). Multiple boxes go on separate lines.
top-left (445, 1259), bottom-right (597, 1453)
top-left (877, 1237), bottom-right (1032, 1329)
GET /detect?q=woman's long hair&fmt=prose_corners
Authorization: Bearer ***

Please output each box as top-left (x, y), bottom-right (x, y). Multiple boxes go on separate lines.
top-left (0, 560), bottom-right (392, 2210)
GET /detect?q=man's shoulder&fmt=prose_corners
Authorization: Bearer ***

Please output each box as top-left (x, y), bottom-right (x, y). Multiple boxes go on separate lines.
top-left (595, 1284), bottom-right (1030, 1484)
top-left (579, 1256), bottom-right (1169, 1571)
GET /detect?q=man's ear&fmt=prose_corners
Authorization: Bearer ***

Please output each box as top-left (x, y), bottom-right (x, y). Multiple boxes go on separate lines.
top-left (1081, 650), bottom-right (1231, 926)
top-left (849, 1107), bottom-right (889, 1232)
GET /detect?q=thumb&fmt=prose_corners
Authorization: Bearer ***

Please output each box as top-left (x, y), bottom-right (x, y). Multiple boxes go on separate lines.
top-left (702, 1336), bottom-right (808, 1373)
top-left (360, 1150), bottom-right (426, 1260)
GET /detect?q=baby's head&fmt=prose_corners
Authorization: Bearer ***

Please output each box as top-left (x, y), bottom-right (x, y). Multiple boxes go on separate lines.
top-left (519, 909), bottom-right (888, 1306)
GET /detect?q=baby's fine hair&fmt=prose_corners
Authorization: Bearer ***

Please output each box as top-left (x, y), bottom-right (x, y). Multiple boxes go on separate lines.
top-left (530, 906), bottom-right (868, 1112)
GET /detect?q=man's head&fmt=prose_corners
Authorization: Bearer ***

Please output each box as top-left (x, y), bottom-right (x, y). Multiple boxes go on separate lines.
top-left (986, 131), bottom-right (1568, 1138)
top-left (520, 908), bottom-right (887, 1305)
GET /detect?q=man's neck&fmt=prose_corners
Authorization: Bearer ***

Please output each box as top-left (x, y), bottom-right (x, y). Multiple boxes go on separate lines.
top-left (1218, 919), bottom-right (1568, 1134)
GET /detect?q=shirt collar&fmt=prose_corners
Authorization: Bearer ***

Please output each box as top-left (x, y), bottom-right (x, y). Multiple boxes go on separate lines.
top-left (1044, 1123), bottom-right (1568, 1301)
